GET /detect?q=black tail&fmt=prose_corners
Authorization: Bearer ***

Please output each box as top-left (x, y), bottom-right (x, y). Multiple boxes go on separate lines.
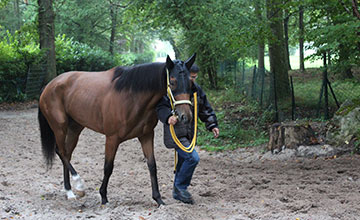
top-left (38, 107), bottom-right (56, 168)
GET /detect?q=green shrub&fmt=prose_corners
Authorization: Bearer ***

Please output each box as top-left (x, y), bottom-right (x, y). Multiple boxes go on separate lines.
top-left (114, 53), bottom-right (136, 66)
top-left (133, 50), bottom-right (155, 64)
top-left (114, 51), bottom-right (155, 67)
top-left (55, 35), bottom-right (114, 73)
top-left (0, 29), bottom-right (40, 102)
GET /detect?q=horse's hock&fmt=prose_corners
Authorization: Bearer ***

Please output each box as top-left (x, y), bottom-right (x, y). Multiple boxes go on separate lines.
top-left (268, 122), bottom-right (318, 152)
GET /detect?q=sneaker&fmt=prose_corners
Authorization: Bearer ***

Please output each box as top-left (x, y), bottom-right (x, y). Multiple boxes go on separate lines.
top-left (173, 186), bottom-right (194, 204)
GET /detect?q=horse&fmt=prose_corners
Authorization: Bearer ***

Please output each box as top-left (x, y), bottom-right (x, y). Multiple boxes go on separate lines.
top-left (38, 54), bottom-right (196, 206)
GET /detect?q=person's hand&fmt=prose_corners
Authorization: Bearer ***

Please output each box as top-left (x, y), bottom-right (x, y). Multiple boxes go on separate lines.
top-left (168, 115), bottom-right (178, 125)
top-left (212, 127), bottom-right (219, 138)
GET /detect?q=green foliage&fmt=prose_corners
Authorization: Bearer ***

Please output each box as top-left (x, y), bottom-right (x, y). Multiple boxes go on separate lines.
top-left (305, 0), bottom-right (360, 76)
top-left (0, 0), bottom-right (10, 8)
top-left (114, 53), bottom-right (136, 66)
top-left (0, 28), bottom-right (41, 102)
top-left (55, 35), bottom-right (115, 73)
top-left (114, 51), bottom-right (155, 66)
top-left (133, 50), bottom-right (155, 64)
top-left (197, 88), bottom-right (271, 151)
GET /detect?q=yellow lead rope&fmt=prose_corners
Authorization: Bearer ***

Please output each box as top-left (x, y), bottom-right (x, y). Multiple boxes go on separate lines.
top-left (169, 92), bottom-right (198, 153)
top-left (166, 68), bottom-right (198, 172)
top-left (169, 92), bottom-right (197, 173)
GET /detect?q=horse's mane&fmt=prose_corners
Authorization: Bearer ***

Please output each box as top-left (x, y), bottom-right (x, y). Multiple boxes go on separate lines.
top-left (112, 62), bottom-right (167, 93)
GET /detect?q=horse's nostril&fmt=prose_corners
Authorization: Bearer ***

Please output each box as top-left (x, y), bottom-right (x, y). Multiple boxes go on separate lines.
top-left (180, 114), bottom-right (187, 122)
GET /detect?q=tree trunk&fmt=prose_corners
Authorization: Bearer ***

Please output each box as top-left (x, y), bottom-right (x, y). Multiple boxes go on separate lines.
top-left (268, 122), bottom-right (317, 152)
top-left (299, 6), bottom-right (305, 72)
top-left (266, 0), bottom-right (290, 100)
top-left (338, 44), bottom-right (353, 79)
top-left (255, 0), bottom-right (265, 72)
top-left (205, 63), bottom-right (217, 89)
top-left (109, 2), bottom-right (117, 55)
top-left (14, 0), bottom-right (21, 30)
top-left (38, 0), bottom-right (56, 83)
top-left (284, 10), bottom-right (291, 70)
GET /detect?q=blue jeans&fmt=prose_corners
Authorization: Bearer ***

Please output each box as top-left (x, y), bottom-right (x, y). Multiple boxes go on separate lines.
top-left (174, 138), bottom-right (200, 190)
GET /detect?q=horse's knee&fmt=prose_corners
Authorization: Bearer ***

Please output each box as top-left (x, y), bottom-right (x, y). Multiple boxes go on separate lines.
top-left (147, 159), bottom-right (157, 173)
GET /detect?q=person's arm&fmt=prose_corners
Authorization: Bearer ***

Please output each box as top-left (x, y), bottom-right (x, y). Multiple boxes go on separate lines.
top-left (156, 96), bottom-right (177, 125)
top-left (195, 84), bottom-right (219, 137)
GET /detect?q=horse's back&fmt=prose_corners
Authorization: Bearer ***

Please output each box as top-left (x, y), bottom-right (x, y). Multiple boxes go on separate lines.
top-left (39, 69), bottom-right (116, 133)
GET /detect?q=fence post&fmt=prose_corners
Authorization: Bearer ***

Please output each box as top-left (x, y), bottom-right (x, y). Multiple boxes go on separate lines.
top-left (327, 79), bottom-right (340, 108)
top-left (290, 76), bottom-right (295, 120)
top-left (260, 67), bottom-right (265, 108)
top-left (241, 60), bottom-right (245, 90)
top-left (323, 53), bottom-right (329, 120)
top-left (251, 65), bottom-right (257, 99)
top-left (234, 61), bottom-right (237, 88)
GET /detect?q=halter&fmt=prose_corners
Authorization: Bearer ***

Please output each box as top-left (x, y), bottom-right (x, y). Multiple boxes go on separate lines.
top-left (166, 68), bottom-right (193, 107)
top-left (166, 68), bottom-right (198, 155)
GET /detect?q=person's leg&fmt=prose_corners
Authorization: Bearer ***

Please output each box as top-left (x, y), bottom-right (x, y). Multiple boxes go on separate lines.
top-left (174, 147), bottom-right (200, 190)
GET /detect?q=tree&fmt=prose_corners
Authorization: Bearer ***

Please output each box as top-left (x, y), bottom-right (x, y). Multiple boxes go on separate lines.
top-left (38, 0), bottom-right (56, 83)
top-left (255, 0), bottom-right (265, 72)
top-left (306, 0), bottom-right (359, 79)
top-left (266, 0), bottom-right (290, 99)
top-left (299, 5), bottom-right (305, 72)
top-left (283, 7), bottom-right (292, 70)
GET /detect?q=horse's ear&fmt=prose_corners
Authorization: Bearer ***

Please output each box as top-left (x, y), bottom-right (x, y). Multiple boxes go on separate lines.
top-left (166, 55), bottom-right (174, 69)
top-left (185, 53), bottom-right (196, 70)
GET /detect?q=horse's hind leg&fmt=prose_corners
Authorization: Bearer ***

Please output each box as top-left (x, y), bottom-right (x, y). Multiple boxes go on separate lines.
top-left (64, 119), bottom-right (85, 197)
top-left (53, 116), bottom-right (84, 200)
top-left (138, 131), bottom-right (165, 206)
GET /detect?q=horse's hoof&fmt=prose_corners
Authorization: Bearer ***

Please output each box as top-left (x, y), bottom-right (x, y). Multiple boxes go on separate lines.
top-left (75, 190), bottom-right (85, 198)
top-left (156, 199), bottom-right (165, 207)
top-left (66, 190), bottom-right (77, 200)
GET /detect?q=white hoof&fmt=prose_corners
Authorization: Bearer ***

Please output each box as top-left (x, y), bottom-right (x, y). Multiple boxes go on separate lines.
top-left (72, 174), bottom-right (85, 192)
top-left (66, 190), bottom-right (77, 200)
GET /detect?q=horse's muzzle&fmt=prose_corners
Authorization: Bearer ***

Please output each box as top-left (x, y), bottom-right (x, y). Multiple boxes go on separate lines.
top-left (175, 107), bottom-right (193, 124)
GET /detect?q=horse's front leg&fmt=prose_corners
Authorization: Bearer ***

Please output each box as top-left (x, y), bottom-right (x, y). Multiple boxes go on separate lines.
top-left (138, 131), bottom-right (165, 206)
top-left (100, 136), bottom-right (120, 205)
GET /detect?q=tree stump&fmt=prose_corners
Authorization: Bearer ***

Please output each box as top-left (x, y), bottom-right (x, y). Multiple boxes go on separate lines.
top-left (268, 122), bottom-right (318, 152)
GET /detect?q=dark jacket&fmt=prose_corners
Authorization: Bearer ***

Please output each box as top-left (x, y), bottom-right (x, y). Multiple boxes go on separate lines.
top-left (156, 83), bottom-right (218, 148)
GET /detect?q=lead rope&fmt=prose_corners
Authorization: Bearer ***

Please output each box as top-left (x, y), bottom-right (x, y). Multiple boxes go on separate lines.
top-left (166, 68), bottom-right (198, 173)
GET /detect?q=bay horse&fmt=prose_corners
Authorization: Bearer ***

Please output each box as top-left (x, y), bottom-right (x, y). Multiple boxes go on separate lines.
top-left (38, 54), bottom-right (196, 206)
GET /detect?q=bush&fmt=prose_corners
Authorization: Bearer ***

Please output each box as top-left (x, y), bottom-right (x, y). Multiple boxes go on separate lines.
top-left (0, 29), bottom-right (40, 102)
top-left (55, 35), bottom-right (115, 73)
top-left (114, 51), bottom-right (155, 67)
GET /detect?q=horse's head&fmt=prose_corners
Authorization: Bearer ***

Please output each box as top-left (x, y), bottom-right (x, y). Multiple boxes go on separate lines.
top-left (166, 54), bottom-right (196, 124)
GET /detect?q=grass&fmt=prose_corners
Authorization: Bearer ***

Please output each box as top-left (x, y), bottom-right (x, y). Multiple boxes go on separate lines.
top-left (290, 69), bottom-right (360, 110)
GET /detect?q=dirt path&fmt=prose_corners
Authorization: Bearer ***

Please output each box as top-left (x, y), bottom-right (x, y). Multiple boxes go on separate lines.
top-left (1, 108), bottom-right (360, 220)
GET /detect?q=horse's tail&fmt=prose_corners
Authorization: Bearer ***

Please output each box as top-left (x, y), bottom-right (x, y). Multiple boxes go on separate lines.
top-left (38, 107), bottom-right (56, 168)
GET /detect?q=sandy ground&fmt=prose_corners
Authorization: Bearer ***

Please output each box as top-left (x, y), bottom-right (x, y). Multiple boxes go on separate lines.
top-left (1, 108), bottom-right (360, 220)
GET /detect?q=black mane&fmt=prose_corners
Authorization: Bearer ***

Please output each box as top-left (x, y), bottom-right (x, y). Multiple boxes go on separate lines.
top-left (112, 62), bottom-right (167, 93)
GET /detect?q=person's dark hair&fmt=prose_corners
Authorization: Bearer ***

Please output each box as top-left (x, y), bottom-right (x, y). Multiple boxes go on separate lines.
top-left (189, 64), bottom-right (199, 73)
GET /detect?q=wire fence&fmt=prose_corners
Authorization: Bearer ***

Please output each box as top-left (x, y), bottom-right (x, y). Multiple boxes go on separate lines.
top-left (218, 58), bottom-right (360, 122)
top-left (0, 64), bottom-right (47, 102)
